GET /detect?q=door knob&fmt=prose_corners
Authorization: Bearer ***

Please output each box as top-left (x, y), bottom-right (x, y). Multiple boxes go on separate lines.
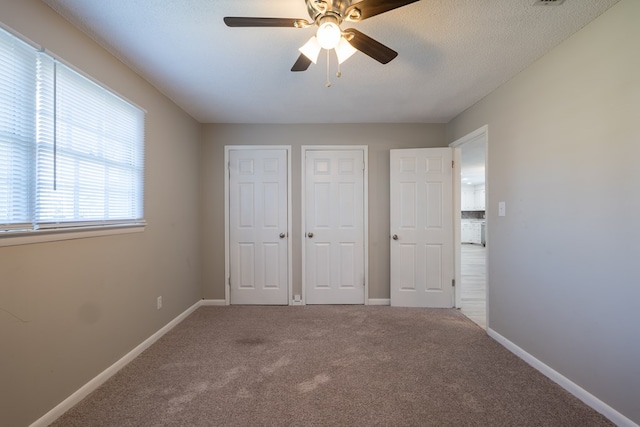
top-left (279, 233), bottom-right (286, 239)
top-left (308, 232), bottom-right (314, 238)
top-left (392, 234), bottom-right (398, 240)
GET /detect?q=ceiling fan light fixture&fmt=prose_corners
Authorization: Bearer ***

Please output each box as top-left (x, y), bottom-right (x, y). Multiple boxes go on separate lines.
top-left (225, 0), bottom-right (421, 73)
top-left (316, 21), bottom-right (341, 50)
top-left (336, 36), bottom-right (357, 64)
top-left (299, 36), bottom-right (322, 63)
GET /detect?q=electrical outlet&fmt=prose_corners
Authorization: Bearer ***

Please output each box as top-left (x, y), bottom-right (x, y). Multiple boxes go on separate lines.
top-left (157, 296), bottom-right (162, 310)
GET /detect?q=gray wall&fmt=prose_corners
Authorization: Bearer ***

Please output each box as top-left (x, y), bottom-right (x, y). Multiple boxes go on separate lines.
top-left (447, 0), bottom-right (640, 423)
top-left (0, 1), bottom-right (202, 426)
top-left (200, 124), bottom-right (446, 301)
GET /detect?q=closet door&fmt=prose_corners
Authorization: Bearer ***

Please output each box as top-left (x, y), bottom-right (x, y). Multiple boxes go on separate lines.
top-left (229, 149), bottom-right (288, 304)
top-left (304, 149), bottom-right (365, 305)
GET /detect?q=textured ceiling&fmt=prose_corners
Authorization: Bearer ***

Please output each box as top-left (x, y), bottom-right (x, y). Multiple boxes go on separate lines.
top-left (41, 0), bottom-right (619, 124)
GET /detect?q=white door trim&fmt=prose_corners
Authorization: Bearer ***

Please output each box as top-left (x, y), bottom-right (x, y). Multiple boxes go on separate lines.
top-left (449, 126), bottom-right (489, 325)
top-left (301, 145), bottom-right (369, 305)
top-left (224, 145), bottom-right (293, 305)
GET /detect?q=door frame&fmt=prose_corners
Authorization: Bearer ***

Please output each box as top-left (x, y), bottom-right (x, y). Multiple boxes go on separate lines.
top-left (224, 145), bottom-right (293, 305)
top-left (300, 145), bottom-right (369, 305)
top-left (449, 126), bottom-right (489, 325)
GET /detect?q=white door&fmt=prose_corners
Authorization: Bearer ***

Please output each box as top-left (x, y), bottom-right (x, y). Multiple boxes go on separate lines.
top-left (229, 149), bottom-right (288, 305)
top-left (390, 148), bottom-right (454, 307)
top-left (304, 149), bottom-right (365, 304)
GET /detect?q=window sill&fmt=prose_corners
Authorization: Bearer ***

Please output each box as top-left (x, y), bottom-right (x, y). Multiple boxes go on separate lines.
top-left (0, 223), bottom-right (146, 247)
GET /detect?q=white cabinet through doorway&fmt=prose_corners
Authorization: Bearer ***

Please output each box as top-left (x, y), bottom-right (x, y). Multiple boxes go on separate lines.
top-left (462, 184), bottom-right (485, 210)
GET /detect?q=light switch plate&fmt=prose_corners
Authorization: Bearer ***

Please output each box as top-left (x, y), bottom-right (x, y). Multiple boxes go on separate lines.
top-left (498, 202), bottom-right (506, 217)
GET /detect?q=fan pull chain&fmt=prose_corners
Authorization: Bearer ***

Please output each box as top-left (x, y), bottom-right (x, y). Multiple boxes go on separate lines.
top-left (326, 50), bottom-right (331, 87)
top-left (325, 50), bottom-right (343, 87)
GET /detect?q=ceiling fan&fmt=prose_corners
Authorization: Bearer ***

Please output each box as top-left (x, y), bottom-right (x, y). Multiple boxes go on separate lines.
top-left (224, 0), bottom-right (420, 72)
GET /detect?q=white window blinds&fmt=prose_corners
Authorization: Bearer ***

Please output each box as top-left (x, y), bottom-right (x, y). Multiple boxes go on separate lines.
top-left (0, 29), bottom-right (38, 230)
top-left (36, 62), bottom-right (145, 227)
top-left (0, 25), bottom-right (145, 234)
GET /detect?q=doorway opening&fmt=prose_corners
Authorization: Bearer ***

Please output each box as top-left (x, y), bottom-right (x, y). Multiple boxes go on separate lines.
top-left (451, 127), bottom-right (488, 328)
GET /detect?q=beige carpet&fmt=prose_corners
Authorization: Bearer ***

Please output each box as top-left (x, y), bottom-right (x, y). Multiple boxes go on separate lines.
top-left (52, 306), bottom-right (612, 426)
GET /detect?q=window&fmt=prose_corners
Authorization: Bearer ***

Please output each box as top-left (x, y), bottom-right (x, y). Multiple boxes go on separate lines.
top-left (0, 25), bottom-right (145, 239)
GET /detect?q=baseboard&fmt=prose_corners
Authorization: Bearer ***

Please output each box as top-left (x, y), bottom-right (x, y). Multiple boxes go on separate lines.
top-left (368, 298), bottom-right (390, 306)
top-left (30, 300), bottom-right (203, 427)
top-left (200, 299), bottom-right (226, 306)
top-left (487, 328), bottom-right (637, 427)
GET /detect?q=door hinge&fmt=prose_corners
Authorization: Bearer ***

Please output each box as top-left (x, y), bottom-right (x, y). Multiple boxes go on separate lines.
top-left (452, 160), bottom-right (455, 168)
top-left (451, 279), bottom-right (455, 287)
top-left (228, 276), bottom-right (231, 287)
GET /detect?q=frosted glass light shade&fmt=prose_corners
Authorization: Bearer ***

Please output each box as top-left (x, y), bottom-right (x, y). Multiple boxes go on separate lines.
top-left (299, 36), bottom-right (321, 63)
top-left (316, 22), bottom-right (341, 49)
top-left (336, 37), bottom-right (357, 64)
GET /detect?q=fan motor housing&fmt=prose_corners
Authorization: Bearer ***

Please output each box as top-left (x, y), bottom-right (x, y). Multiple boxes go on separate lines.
top-left (306, 0), bottom-right (352, 22)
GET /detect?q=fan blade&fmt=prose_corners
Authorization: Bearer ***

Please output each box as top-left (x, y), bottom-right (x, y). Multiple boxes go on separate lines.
top-left (224, 17), bottom-right (309, 28)
top-left (344, 29), bottom-right (398, 64)
top-left (291, 54), bottom-right (313, 72)
top-left (345, 0), bottom-right (420, 22)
